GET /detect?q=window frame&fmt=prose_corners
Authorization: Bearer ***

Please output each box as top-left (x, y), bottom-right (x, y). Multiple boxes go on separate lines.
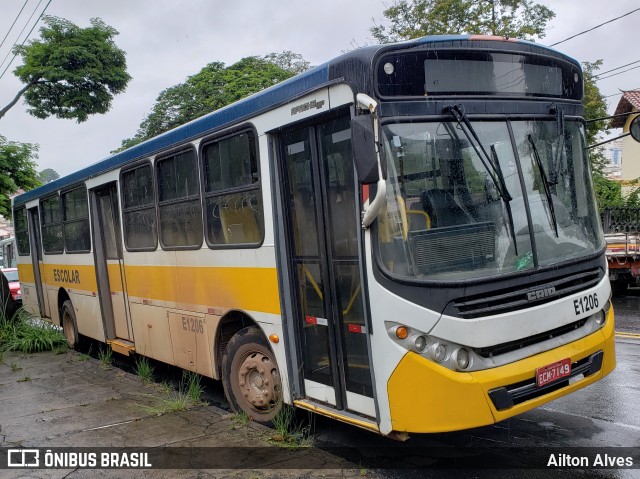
top-left (40, 193), bottom-right (64, 255)
top-left (61, 184), bottom-right (91, 254)
top-left (199, 124), bottom-right (264, 250)
top-left (155, 145), bottom-right (204, 251)
top-left (120, 159), bottom-right (159, 252)
top-left (13, 205), bottom-right (30, 256)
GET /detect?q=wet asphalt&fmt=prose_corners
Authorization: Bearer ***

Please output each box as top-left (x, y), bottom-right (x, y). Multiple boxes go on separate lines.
top-left (0, 291), bottom-right (638, 478)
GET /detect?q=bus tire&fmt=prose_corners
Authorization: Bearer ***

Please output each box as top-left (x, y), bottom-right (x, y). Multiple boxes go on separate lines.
top-left (222, 326), bottom-right (283, 424)
top-left (61, 300), bottom-right (78, 349)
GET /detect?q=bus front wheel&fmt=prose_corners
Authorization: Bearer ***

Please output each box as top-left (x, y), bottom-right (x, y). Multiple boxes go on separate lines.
top-left (61, 300), bottom-right (78, 349)
top-left (222, 326), bottom-right (283, 424)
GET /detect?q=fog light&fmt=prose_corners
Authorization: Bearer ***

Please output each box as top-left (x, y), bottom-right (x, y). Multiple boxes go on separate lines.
top-left (383, 62), bottom-right (395, 75)
top-left (412, 335), bottom-right (427, 353)
top-left (454, 348), bottom-right (470, 370)
top-left (430, 343), bottom-right (447, 362)
top-left (594, 310), bottom-right (606, 326)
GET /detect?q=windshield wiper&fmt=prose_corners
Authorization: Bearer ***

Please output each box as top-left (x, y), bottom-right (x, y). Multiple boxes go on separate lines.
top-left (444, 104), bottom-right (518, 254)
top-left (528, 134), bottom-right (559, 238)
top-left (444, 105), bottom-right (511, 201)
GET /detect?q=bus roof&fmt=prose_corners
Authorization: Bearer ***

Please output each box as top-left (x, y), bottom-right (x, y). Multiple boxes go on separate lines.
top-left (13, 34), bottom-right (573, 207)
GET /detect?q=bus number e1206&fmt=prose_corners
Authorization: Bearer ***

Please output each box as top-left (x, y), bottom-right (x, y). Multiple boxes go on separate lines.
top-left (573, 293), bottom-right (599, 316)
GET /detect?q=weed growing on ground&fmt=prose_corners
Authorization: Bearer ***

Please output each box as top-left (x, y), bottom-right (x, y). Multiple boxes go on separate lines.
top-left (230, 411), bottom-right (250, 429)
top-left (97, 346), bottom-right (113, 367)
top-left (0, 309), bottom-right (66, 354)
top-left (17, 375), bottom-right (31, 382)
top-left (140, 371), bottom-right (207, 416)
top-left (135, 356), bottom-right (154, 383)
top-left (269, 405), bottom-right (313, 448)
top-left (10, 361), bottom-right (22, 371)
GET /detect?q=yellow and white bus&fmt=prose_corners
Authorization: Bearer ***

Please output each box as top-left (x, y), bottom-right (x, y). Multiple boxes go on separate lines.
top-left (13, 35), bottom-right (615, 439)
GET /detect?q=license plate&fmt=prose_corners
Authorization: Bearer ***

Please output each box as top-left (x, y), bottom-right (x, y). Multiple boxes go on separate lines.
top-left (536, 358), bottom-right (571, 387)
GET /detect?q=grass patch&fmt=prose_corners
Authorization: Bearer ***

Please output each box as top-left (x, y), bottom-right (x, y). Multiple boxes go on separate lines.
top-left (135, 356), bottom-right (154, 383)
top-left (97, 346), bottom-right (113, 367)
top-left (17, 375), bottom-right (31, 382)
top-left (230, 411), bottom-right (250, 429)
top-left (269, 405), bottom-right (313, 448)
top-left (0, 309), bottom-right (67, 354)
top-left (140, 371), bottom-right (207, 416)
top-left (10, 361), bottom-right (22, 371)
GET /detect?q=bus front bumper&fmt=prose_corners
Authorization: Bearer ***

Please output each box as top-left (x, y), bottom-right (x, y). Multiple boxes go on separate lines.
top-left (387, 308), bottom-right (616, 433)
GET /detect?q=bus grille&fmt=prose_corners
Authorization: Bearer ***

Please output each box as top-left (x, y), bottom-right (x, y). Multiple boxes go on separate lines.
top-left (453, 268), bottom-right (603, 319)
top-left (488, 351), bottom-right (603, 411)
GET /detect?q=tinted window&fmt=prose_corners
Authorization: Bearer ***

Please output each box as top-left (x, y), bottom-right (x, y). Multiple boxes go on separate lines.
top-left (157, 150), bottom-right (203, 248)
top-left (122, 164), bottom-right (157, 250)
top-left (41, 196), bottom-right (63, 253)
top-left (202, 131), bottom-right (263, 247)
top-left (62, 186), bottom-right (91, 252)
top-left (14, 206), bottom-right (30, 256)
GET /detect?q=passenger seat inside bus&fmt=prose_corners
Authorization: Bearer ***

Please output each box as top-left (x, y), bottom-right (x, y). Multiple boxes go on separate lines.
top-left (220, 195), bottom-right (261, 244)
top-left (421, 189), bottom-right (473, 228)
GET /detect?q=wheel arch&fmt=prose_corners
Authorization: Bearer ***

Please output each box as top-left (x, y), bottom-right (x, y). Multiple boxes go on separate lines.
top-left (214, 309), bottom-right (265, 378)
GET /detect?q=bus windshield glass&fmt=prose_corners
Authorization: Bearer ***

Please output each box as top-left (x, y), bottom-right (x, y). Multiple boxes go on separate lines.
top-left (376, 119), bottom-right (603, 282)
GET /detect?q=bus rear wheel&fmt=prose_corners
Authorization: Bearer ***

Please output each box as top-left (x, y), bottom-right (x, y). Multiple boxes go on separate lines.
top-left (222, 326), bottom-right (283, 424)
top-left (61, 300), bottom-right (78, 349)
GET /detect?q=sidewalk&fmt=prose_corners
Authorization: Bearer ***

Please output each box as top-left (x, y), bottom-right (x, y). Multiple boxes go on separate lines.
top-left (0, 349), bottom-right (375, 478)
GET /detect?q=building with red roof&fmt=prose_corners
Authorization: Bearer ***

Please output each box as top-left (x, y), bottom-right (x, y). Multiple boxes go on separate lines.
top-left (611, 91), bottom-right (640, 180)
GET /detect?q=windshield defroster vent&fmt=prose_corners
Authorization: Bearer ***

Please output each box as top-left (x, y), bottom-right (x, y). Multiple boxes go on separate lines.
top-left (452, 268), bottom-right (603, 319)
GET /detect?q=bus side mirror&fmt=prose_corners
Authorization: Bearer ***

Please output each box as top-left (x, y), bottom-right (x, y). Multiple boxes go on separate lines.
top-left (351, 115), bottom-right (380, 184)
top-left (630, 115), bottom-right (640, 143)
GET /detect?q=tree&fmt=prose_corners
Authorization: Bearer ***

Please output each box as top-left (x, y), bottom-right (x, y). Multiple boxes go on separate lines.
top-left (117, 52), bottom-right (310, 151)
top-left (0, 135), bottom-right (39, 218)
top-left (0, 16), bottom-right (131, 122)
top-left (37, 168), bottom-right (60, 184)
top-left (371, 0), bottom-right (555, 43)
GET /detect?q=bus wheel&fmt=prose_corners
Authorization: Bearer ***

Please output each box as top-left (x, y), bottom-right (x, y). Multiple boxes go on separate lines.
top-left (222, 327), bottom-right (282, 424)
top-left (61, 300), bottom-right (78, 349)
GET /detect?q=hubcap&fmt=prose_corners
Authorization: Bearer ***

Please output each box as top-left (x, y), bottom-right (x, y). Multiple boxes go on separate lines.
top-left (237, 351), bottom-right (280, 410)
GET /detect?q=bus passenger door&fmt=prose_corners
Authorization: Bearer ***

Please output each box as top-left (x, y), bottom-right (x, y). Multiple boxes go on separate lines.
top-left (279, 113), bottom-right (376, 418)
top-left (27, 206), bottom-right (49, 318)
top-left (90, 183), bottom-right (133, 344)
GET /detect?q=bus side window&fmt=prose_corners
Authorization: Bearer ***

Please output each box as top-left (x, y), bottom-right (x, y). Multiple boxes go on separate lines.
top-left (121, 163), bottom-right (158, 251)
top-left (156, 149), bottom-right (203, 249)
top-left (201, 130), bottom-right (264, 247)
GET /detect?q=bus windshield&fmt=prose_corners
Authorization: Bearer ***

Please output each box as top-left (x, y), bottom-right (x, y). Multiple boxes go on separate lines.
top-left (376, 119), bottom-right (603, 282)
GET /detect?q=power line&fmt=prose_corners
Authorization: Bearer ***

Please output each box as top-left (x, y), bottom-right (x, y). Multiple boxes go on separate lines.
top-left (0, 0), bottom-right (47, 74)
top-left (597, 64), bottom-right (640, 81)
top-left (0, 0), bottom-right (30, 53)
top-left (0, 0), bottom-right (52, 81)
top-left (550, 7), bottom-right (640, 46)
top-left (595, 59), bottom-right (640, 78)
top-left (603, 89), bottom-right (640, 99)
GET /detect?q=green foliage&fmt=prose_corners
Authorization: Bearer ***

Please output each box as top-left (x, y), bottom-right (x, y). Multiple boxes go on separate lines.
top-left (0, 135), bottom-right (39, 218)
top-left (135, 356), bottom-right (154, 383)
top-left (140, 370), bottom-right (207, 416)
top-left (7, 16), bottom-right (130, 122)
top-left (0, 310), bottom-right (67, 354)
top-left (582, 61), bottom-right (608, 147)
top-left (269, 405), bottom-right (313, 448)
top-left (37, 168), bottom-right (60, 184)
top-left (593, 175), bottom-right (624, 211)
top-left (116, 52), bottom-right (310, 151)
top-left (97, 346), bottom-right (113, 366)
top-left (371, 0), bottom-right (555, 43)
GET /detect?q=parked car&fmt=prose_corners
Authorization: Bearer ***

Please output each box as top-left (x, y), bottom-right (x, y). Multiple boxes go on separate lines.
top-left (1, 268), bottom-right (18, 319)
top-left (1, 268), bottom-right (21, 304)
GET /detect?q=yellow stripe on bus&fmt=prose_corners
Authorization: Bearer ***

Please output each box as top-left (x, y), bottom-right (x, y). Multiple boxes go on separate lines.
top-left (124, 265), bottom-right (281, 315)
top-left (17, 263), bottom-right (35, 283)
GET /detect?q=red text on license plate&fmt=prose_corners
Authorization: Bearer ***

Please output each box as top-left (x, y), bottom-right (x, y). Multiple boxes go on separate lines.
top-left (536, 358), bottom-right (571, 387)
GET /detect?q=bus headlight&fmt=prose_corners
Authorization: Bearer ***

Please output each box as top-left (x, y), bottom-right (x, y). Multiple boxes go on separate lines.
top-left (453, 348), bottom-right (471, 370)
top-left (594, 309), bottom-right (606, 325)
top-left (412, 335), bottom-right (427, 353)
top-left (430, 343), bottom-right (447, 363)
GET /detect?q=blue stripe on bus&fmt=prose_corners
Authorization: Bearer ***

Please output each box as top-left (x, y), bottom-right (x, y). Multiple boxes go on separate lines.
top-left (14, 62), bottom-right (332, 206)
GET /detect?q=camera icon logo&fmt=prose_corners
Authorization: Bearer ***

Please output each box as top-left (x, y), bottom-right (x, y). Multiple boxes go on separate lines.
top-left (7, 449), bottom-right (40, 467)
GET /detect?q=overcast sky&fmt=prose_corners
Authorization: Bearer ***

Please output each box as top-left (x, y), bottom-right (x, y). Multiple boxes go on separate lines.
top-left (0, 0), bottom-right (638, 177)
